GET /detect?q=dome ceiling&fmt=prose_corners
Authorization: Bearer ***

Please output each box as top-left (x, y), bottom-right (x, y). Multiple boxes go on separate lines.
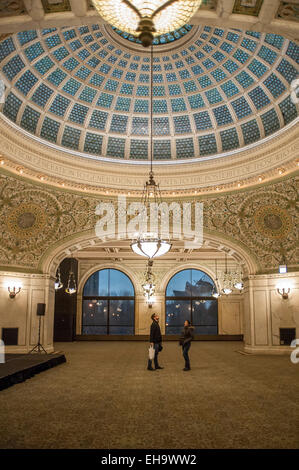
top-left (0, 23), bottom-right (298, 163)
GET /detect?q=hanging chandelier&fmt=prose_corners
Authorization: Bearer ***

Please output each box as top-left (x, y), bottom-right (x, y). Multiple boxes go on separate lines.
top-left (91, 0), bottom-right (202, 47)
top-left (65, 271), bottom-right (77, 295)
top-left (212, 259), bottom-right (221, 299)
top-left (54, 266), bottom-right (63, 291)
top-left (131, 46), bottom-right (171, 259)
top-left (221, 253), bottom-right (233, 296)
top-left (142, 260), bottom-right (156, 304)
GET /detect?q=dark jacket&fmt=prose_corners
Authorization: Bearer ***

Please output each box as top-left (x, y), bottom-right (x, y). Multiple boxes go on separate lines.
top-left (180, 326), bottom-right (195, 346)
top-left (150, 320), bottom-right (162, 344)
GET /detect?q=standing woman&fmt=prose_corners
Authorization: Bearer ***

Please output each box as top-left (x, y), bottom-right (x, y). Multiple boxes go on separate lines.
top-left (180, 320), bottom-right (194, 371)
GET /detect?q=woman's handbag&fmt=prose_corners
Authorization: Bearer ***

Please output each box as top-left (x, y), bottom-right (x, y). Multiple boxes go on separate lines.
top-left (148, 345), bottom-right (155, 360)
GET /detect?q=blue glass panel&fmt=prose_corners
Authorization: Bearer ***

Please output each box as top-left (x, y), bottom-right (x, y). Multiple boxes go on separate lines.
top-left (62, 78), bottom-right (81, 96)
top-left (220, 128), bottom-right (239, 151)
top-left (130, 140), bottom-right (148, 159)
top-left (69, 103), bottom-right (89, 124)
top-left (52, 46), bottom-right (69, 61)
top-left (49, 94), bottom-right (70, 117)
top-left (194, 111), bottom-right (213, 130)
top-left (0, 37), bottom-right (16, 62)
top-left (231, 96), bottom-right (253, 119)
top-left (3, 92), bottom-right (22, 122)
top-left (41, 117), bottom-right (60, 143)
top-left (2, 55), bottom-right (25, 80)
top-left (45, 34), bottom-right (62, 49)
top-left (18, 30), bottom-right (38, 46)
top-left (220, 80), bottom-right (239, 97)
top-left (34, 56), bottom-right (54, 75)
top-left (110, 114), bottom-right (128, 133)
top-left (61, 126), bottom-right (81, 150)
top-left (153, 140), bottom-right (171, 159)
top-left (258, 45), bottom-right (278, 65)
top-left (235, 71), bottom-right (254, 89)
top-left (15, 70), bottom-right (38, 95)
top-left (276, 59), bottom-right (298, 84)
top-left (84, 132), bottom-right (103, 154)
top-left (24, 42), bottom-right (44, 62)
top-left (263, 73), bottom-right (286, 98)
top-left (173, 115), bottom-right (191, 133)
top-left (248, 86), bottom-right (271, 110)
top-left (31, 83), bottom-right (53, 107)
top-left (176, 138), bottom-right (194, 158)
top-left (107, 137), bottom-right (125, 158)
top-left (198, 134), bottom-right (217, 155)
top-left (279, 96), bottom-right (298, 125)
top-left (20, 106), bottom-right (40, 133)
top-left (241, 119), bottom-right (260, 145)
top-left (47, 68), bottom-right (67, 86)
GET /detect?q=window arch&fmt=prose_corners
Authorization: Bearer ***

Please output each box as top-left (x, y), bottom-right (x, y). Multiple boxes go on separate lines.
top-left (165, 269), bottom-right (218, 335)
top-left (82, 268), bottom-right (135, 335)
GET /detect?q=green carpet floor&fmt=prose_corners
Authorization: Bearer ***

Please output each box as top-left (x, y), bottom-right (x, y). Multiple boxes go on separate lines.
top-left (0, 341), bottom-right (298, 449)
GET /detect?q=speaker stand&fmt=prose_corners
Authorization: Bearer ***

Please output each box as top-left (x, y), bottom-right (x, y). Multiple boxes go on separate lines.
top-left (28, 315), bottom-right (47, 354)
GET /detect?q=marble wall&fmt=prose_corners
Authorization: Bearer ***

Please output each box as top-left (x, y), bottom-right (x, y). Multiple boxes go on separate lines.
top-left (244, 272), bottom-right (299, 354)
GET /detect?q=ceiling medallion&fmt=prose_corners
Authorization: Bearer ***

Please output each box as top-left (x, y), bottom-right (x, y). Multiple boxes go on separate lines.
top-left (7, 203), bottom-right (46, 239)
top-left (254, 205), bottom-right (293, 239)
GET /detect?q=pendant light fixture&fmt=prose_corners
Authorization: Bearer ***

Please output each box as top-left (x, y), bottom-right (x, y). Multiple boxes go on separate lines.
top-left (142, 260), bottom-right (156, 306)
top-left (233, 266), bottom-right (244, 292)
top-left (65, 271), bottom-right (77, 295)
top-left (54, 266), bottom-right (63, 291)
top-left (65, 259), bottom-right (77, 295)
top-left (91, 1), bottom-right (202, 47)
top-left (212, 259), bottom-right (221, 299)
top-left (222, 253), bottom-right (232, 296)
top-left (131, 45), bottom-right (172, 259)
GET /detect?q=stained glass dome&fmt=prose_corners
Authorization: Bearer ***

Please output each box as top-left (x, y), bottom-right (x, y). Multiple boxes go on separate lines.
top-left (0, 24), bottom-right (298, 162)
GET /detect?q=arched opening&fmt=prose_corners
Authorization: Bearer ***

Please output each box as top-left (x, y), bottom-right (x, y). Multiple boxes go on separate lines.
top-left (82, 268), bottom-right (135, 335)
top-left (165, 269), bottom-right (218, 335)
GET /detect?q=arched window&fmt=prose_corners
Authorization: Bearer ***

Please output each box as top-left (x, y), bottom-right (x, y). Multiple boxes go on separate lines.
top-left (165, 269), bottom-right (218, 335)
top-left (82, 269), bottom-right (135, 335)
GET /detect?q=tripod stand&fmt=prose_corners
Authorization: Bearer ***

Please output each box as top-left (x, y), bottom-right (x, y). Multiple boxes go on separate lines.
top-left (29, 314), bottom-right (47, 354)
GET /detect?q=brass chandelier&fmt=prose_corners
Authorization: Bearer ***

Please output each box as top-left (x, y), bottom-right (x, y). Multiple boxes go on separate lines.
top-left (131, 45), bottom-right (171, 259)
top-left (91, 0), bottom-right (202, 47)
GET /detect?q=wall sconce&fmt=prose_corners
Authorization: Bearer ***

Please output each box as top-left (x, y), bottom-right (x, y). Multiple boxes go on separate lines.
top-left (8, 286), bottom-right (21, 299)
top-left (277, 287), bottom-right (290, 300)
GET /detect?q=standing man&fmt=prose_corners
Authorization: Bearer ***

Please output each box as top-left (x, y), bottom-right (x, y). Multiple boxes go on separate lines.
top-left (147, 313), bottom-right (163, 371)
top-left (180, 320), bottom-right (194, 371)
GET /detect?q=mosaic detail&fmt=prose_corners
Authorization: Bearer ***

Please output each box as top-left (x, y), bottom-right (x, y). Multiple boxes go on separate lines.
top-left (41, 0), bottom-right (71, 14)
top-left (1, 174), bottom-right (297, 272)
top-left (232, 0), bottom-right (263, 16)
top-left (7, 203), bottom-right (46, 240)
top-left (0, 0), bottom-right (25, 17)
top-left (254, 205), bottom-right (293, 239)
top-left (0, 24), bottom-right (298, 160)
top-left (276, 1), bottom-right (299, 22)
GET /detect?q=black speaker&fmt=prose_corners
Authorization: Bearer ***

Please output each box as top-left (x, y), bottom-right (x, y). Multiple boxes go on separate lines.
top-left (37, 303), bottom-right (46, 316)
